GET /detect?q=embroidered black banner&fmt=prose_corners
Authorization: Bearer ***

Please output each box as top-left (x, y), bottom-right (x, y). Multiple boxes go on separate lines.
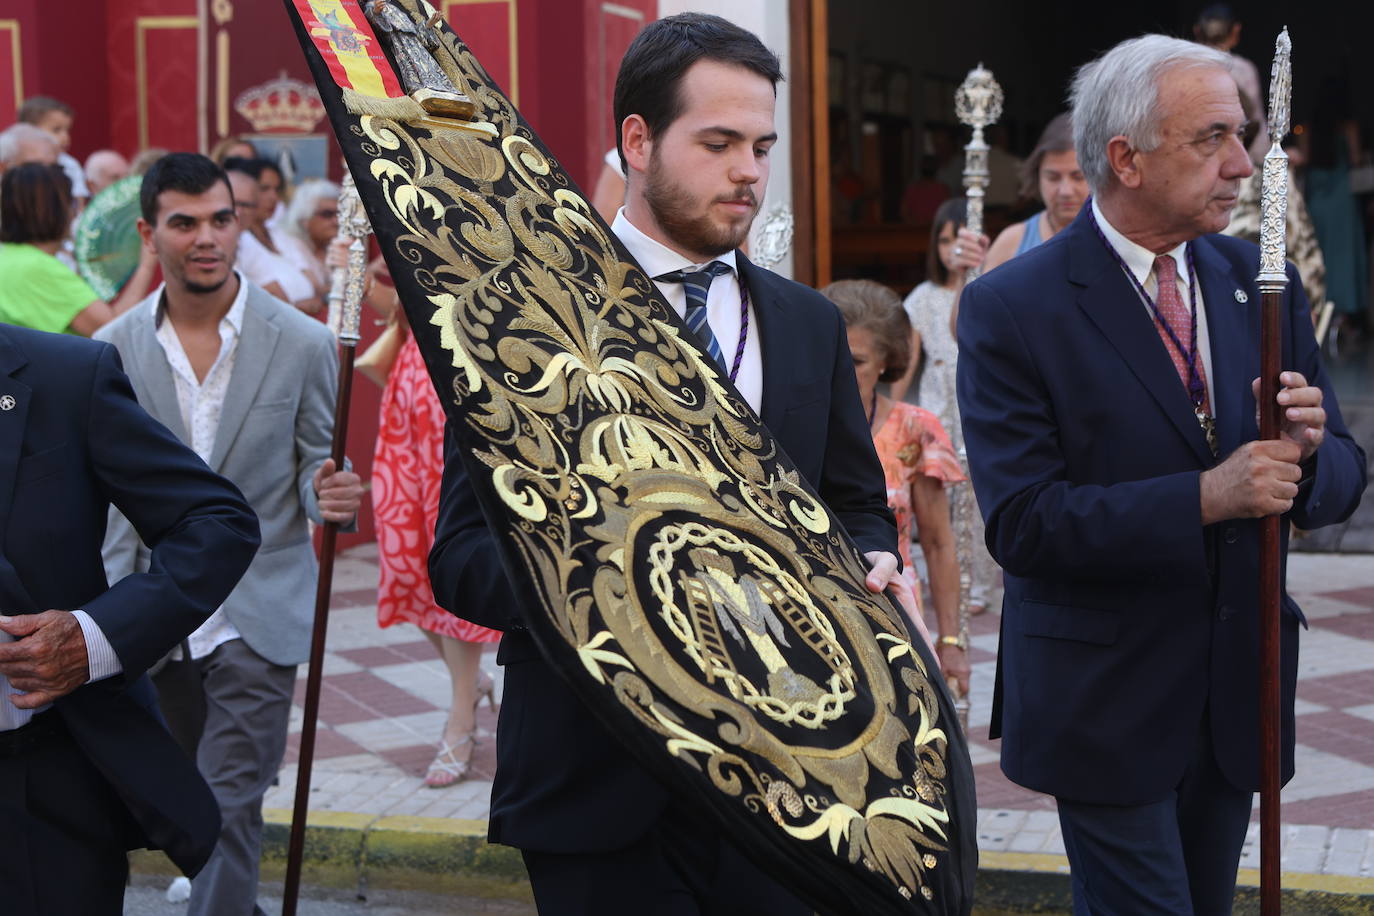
top-left (284, 2), bottom-right (976, 911)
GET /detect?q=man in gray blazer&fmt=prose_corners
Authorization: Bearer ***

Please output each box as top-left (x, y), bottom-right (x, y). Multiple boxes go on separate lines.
top-left (99, 153), bottom-right (363, 916)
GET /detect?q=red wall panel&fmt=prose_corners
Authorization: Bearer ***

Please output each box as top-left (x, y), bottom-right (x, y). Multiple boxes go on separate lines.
top-left (0, 11), bottom-right (28, 129)
top-left (581, 0), bottom-right (652, 194)
top-left (105, 0), bottom-right (200, 158)
top-left (443, 0), bottom-right (515, 104)
top-left (34, 2), bottom-right (111, 161)
top-left (139, 23), bottom-right (201, 153)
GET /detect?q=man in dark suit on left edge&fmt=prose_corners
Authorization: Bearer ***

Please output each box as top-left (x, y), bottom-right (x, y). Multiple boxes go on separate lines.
top-left (0, 321), bottom-right (259, 914)
top-left (429, 14), bottom-right (901, 914)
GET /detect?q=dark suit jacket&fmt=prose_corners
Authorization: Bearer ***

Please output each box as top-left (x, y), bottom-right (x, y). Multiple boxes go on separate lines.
top-left (956, 206), bottom-right (1366, 806)
top-left (429, 254), bottom-right (897, 852)
top-left (0, 324), bottom-right (260, 873)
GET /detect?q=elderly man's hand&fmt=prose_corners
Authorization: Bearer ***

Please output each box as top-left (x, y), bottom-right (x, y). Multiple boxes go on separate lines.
top-left (313, 459), bottom-right (364, 524)
top-left (1252, 371), bottom-right (1326, 462)
top-left (0, 611), bottom-right (89, 708)
top-left (1200, 439), bottom-right (1303, 525)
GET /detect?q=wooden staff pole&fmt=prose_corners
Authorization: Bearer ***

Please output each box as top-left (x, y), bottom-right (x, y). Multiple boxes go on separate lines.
top-left (1255, 28), bottom-right (1292, 916)
top-left (283, 173), bottom-right (370, 916)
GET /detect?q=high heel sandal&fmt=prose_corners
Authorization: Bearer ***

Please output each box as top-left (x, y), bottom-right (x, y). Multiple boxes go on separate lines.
top-left (474, 670), bottom-right (497, 712)
top-left (424, 732), bottom-right (477, 788)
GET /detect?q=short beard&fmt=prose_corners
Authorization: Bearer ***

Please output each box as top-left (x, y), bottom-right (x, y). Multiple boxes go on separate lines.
top-left (644, 150), bottom-right (756, 259)
top-left (183, 274), bottom-right (230, 295)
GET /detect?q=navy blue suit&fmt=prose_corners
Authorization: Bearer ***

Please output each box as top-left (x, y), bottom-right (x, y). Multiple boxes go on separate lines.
top-left (956, 207), bottom-right (1365, 911)
top-left (429, 255), bottom-right (896, 913)
top-left (0, 324), bottom-right (260, 913)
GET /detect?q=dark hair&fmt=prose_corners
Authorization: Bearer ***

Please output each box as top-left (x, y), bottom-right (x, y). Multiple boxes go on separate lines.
top-left (255, 158), bottom-right (284, 182)
top-left (819, 279), bottom-right (911, 383)
top-left (0, 163), bottom-right (72, 244)
top-left (221, 156), bottom-right (267, 179)
top-left (1018, 113), bottom-right (1075, 201)
top-left (1193, 4), bottom-right (1237, 45)
top-left (139, 152), bottom-right (234, 223)
top-left (17, 96), bottom-right (74, 125)
top-left (613, 12), bottom-right (783, 172)
top-left (927, 197), bottom-right (967, 285)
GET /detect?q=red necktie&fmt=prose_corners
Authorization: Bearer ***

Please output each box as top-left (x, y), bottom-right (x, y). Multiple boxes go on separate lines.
top-left (1152, 254), bottom-right (1210, 414)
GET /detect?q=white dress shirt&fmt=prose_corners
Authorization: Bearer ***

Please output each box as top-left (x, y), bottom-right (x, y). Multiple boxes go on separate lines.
top-left (1091, 197), bottom-right (1216, 413)
top-left (237, 229), bottom-right (316, 303)
top-left (611, 208), bottom-right (763, 413)
top-left (273, 226), bottom-right (328, 292)
top-left (154, 274), bottom-right (249, 660)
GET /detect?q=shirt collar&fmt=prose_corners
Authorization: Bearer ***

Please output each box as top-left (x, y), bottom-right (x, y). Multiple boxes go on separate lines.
top-left (154, 270), bottom-right (249, 332)
top-left (611, 207), bottom-right (738, 279)
top-left (1091, 197), bottom-right (1191, 290)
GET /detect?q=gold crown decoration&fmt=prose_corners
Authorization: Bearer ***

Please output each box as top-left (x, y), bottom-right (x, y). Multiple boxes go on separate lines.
top-left (234, 72), bottom-right (326, 133)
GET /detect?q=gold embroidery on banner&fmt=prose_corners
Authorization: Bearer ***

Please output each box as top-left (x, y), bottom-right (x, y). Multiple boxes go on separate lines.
top-left (343, 1), bottom-right (957, 902)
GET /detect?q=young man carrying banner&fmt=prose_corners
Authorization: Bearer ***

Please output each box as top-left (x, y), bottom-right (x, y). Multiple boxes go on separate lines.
top-left (429, 13), bottom-right (900, 914)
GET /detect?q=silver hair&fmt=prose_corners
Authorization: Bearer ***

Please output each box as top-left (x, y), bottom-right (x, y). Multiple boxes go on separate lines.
top-left (1070, 34), bottom-right (1232, 192)
top-left (283, 178), bottom-right (341, 243)
top-left (0, 123), bottom-right (58, 167)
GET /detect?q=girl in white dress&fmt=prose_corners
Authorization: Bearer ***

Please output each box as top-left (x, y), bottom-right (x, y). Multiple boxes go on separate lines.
top-left (896, 197), bottom-right (1002, 615)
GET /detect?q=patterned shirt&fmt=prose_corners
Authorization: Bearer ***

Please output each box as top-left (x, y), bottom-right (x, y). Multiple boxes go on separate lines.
top-left (154, 274), bottom-right (249, 659)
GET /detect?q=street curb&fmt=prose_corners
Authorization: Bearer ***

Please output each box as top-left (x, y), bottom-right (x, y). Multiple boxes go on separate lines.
top-left (131, 810), bottom-right (534, 902)
top-left (131, 813), bottom-right (1374, 913)
top-left (976, 852), bottom-right (1374, 915)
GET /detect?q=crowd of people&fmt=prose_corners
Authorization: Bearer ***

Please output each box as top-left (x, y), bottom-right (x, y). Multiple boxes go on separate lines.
top-left (0, 4), bottom-right (1368, 915)
top-left (0, 97), bottom-right (496, 916)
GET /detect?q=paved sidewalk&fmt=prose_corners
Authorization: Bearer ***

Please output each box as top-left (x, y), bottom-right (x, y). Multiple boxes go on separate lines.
top-left (263, 544), bottom-right (1374, 882)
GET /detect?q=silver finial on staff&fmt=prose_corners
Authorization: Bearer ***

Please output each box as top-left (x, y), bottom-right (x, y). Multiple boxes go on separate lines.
top-left (1257, 27), bottom-right (1292, 291)
top-left (327, 170), bottom-right (372, 343)
top-left (955, 62), bottom-right (1004, 276)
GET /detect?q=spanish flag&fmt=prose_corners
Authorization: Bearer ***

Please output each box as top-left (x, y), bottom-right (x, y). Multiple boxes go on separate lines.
top-left (295, 0), bottom-right (420, 117)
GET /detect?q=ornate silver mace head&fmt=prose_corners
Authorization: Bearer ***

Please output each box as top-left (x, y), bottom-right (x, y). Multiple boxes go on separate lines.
top-left (956, 63), bottom-right (1003, 242)
top-left (955, 63), bottom-right (1004, 132)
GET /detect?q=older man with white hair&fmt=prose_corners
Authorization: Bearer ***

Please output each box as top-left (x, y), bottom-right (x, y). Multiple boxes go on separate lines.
top-left (0, 122), bottom-right (59, 172)
top-left (957, 35), bottom-right (1365, 914)
top-left (84, 149), bottom-right (130, 197)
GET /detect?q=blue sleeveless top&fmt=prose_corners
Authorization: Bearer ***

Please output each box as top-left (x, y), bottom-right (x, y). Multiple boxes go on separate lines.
top-left (1015, 211), bottom-right (1045, 257)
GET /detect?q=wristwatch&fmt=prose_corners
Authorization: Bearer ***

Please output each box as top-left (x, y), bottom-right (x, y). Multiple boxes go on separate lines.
top-left (937, 634), bottom-right (967, 651)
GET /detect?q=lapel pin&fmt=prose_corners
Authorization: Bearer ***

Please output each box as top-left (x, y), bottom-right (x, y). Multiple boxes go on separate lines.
top-left (1234, 289), bottom-right (1249, 303)
top-left (0, 395), bottom-right (14, 411)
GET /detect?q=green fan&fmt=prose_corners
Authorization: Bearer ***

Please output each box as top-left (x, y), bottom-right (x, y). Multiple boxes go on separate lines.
top-left (74, 176), bottom-right (143, 301)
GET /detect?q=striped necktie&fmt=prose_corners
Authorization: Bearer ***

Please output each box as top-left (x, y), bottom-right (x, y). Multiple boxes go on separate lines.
top-left (655, 261), bottom-right (733, 370)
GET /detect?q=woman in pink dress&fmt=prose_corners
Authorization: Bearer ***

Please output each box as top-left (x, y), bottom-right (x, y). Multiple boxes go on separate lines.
top-left (821, 279), bottom-right (969, 696)
top-left (365, 265), bottom-right (501, 787)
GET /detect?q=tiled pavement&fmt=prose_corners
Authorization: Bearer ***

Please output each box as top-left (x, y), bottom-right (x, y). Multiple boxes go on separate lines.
top-left (267, 544), bottom-right (1374, 878)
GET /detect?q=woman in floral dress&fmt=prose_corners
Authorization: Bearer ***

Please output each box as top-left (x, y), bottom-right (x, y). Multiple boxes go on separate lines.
top-left (822, 279), bottom-right (969, 695)
top-left (367, 265), bottom-right (500, 787)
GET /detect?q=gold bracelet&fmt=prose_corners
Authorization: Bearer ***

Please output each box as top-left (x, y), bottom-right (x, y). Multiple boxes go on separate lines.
top-left (937, 635), bottom-right (967, 650)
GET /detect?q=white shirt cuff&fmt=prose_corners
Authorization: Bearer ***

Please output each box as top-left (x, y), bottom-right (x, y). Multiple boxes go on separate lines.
top-left (71, 610), bottom-right (124, 683)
